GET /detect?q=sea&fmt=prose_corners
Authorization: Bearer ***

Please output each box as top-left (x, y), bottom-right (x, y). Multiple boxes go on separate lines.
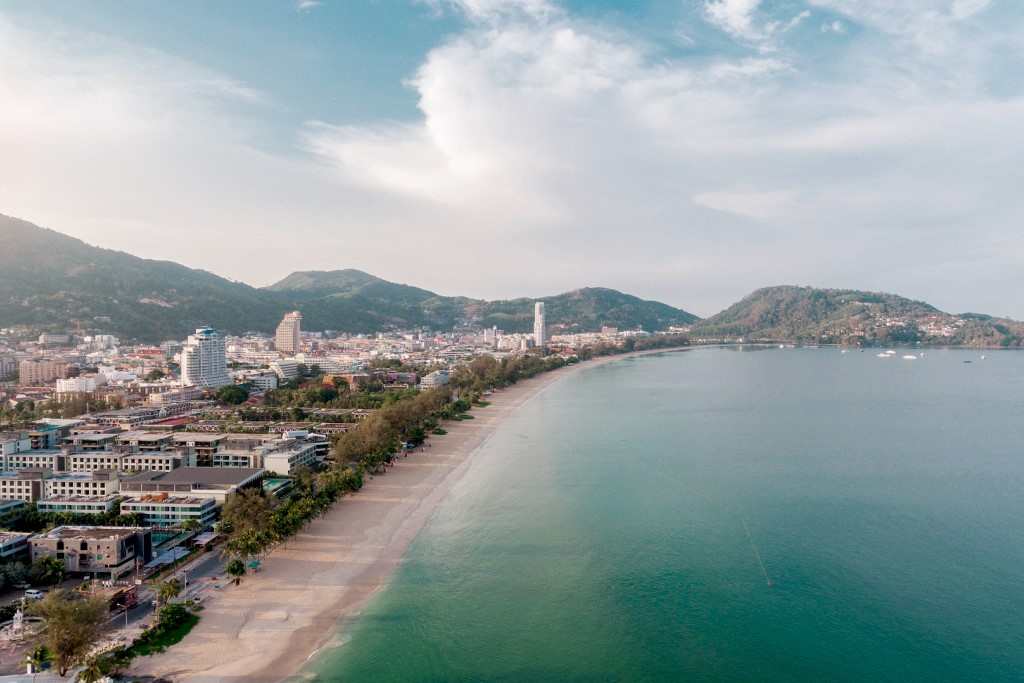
top-left (305, 347), bottom-right (1024, 682)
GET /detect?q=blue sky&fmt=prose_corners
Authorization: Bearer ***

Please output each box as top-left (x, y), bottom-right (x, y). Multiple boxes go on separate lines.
top-left (1, 1), bottom-right (1022, 318)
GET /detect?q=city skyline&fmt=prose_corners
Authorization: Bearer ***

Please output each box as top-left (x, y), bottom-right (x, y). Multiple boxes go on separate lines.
top-left (2, 1), bottom-right (1023, 319)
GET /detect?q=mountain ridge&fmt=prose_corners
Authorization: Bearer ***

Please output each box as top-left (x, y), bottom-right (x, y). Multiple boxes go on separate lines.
top-left (0, 215), bottom-right (698, 341)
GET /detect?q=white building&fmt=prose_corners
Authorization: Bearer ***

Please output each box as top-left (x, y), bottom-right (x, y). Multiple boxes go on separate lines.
top-left (270, 359), bottom-right (301, 382)
top-left (55, 375), bottom-right (106, 395)
top-left (420, 369), bottom-right (450, 389)
top-left (534, 301), bottom-right (547, 348)
top-left (120, 494), bottom-right (217, 528)
top-left (234, 370), bottom-right (278, 392)
top-left (180, 327), bottom-right (231, 389)
top-left (275, 311), bottom-right (303, 354)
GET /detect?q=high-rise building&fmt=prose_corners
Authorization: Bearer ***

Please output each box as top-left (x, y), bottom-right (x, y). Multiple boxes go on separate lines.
top-left (275, 311), bottom-right (303, 354)
top-left (180, 328), bottom-right (231, 389)
top-left (533, 302), bottom-right (546, 348)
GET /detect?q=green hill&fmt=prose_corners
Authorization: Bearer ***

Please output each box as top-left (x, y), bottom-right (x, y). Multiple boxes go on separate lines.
top-left (263, 271), bottom-right (699, 334)
top-left (693, 286), bottom-right (1024, 347)
top-left (0, 215), bottom-right (699, 341)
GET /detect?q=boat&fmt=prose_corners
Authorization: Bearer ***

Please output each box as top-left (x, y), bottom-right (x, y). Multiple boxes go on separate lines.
top-left (876, 353), bottom-right (890, 358)
top-left (902, 355), bottom-right (917, 360)
top-left (963, 360), bottom-right (973, 364)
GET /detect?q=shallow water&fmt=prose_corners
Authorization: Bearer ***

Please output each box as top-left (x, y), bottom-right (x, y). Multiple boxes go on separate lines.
top-left (307, 347), bottom-right (1024, 682)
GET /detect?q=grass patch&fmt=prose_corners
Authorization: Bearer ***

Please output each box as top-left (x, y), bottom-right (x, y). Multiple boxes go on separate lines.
top-left (126, 605), bottom-right (200, 657)
top-left (432, 428), bottom-right (447, 435)
top-left (456, 413), bottom-right (475, 420)
top-left (473, 400), bottom-right (491, 407)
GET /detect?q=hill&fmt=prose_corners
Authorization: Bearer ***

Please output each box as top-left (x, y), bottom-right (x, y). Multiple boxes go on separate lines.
top-left (0, 215), bottom-right (698, 341)
top-left (0, 214), bottom-right (285, 341)
top-left (263, 271), bottom-right (699, 334)
top-left (693, 286), bottom-right (1024, 347)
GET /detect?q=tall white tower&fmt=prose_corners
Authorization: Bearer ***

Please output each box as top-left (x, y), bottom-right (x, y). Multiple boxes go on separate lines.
top-left (275, 311), bottom-right (303, 353)
top-left (533, 302), bottom-right (546, 348)
top-left (180, 327), bottom-right (231, 388)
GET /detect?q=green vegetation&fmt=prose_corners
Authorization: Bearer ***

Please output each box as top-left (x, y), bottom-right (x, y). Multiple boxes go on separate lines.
top-left (216, 384), bottom-right (250, 405)
top-left (28, 589), bottom-right (109, 677)
top-left (693, 285), bottom-right (1024, 347)
top-left (125, 603), bottom-right (200, 657)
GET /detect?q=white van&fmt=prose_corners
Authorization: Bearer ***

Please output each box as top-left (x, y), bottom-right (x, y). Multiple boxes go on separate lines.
top-left (24, 589), bottom-right (45, 600)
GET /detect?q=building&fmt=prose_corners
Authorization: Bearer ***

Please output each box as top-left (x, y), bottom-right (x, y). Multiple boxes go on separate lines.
top-left (534, 301), bottom-right (547, 348)
top-left (30, 526), bottom-right (152, 579)
top-left (420, 369), bottom-right (450, 389)
top-left (18, 359), bottom-right (69, 384)
top-left (37, 494), bottom-right (121, 515)
top-left (180, 328), bottom-right (231, 389)
top-left (37, 333), bottom-right (70, 346)
top-left (0, 432), bottom-right (31, 458)
top-left (0, 357), bottom-right (16, 381)
top-left (234, 370), bottom-right (278, 392)
top-left (119, 467), bottom-right (263, 505)
top-left (55, 375), bottom-right (105, 395)
top-left (275, 311), bottom-right (303, 354)
top-left (44, 471), bottom-right (120, 499)
top-left (270, 359), bottom-right (301, 383)
top-left (6, 450), bottom-right (64, 472)
top-left (0, 532), bottom-right (31, 559)
top-left (120, 494), bottom-right (217, 528)
top-left (0, 471), bottom-right (46, 502)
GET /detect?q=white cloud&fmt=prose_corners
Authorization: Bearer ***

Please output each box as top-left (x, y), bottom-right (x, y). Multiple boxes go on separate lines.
top-left (2, 2), bottom-right (1024, 318)
top-left (296, 0), bottom-right (322, 11)
top-left (821, 20), bottom-right (845, 33)
top-left (704, 0), bottom-right (764, 41)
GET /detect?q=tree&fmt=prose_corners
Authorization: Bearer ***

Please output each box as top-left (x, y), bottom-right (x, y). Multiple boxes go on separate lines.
top-left (143, 369), bottom-right (166, 381)
top-left (77, 655), bottom-right (111, 683)
top-left (180, 518), bottom-right (202, 533)
top-left (156, 578), bottom-right (182, 608)
top-left (216, 384), bottom-right (250, 405)
top-left (29, 556), bottom-right (65, 587)
top-left (28, 590), bottom-right (108, 677)
top-left (226, 559), bottom-right (246, 585)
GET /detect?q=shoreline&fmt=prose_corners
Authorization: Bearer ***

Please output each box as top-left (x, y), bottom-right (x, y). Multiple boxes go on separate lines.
top-left (131, 348), bottom-right (684, 683)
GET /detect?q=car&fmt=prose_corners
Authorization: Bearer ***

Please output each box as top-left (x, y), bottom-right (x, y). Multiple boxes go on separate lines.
top-left (24, 589), bottom-right (45, 600)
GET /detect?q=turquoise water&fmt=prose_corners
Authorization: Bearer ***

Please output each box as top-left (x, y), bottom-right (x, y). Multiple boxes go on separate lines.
top-left (307, 348), bottom-right (1024, 682)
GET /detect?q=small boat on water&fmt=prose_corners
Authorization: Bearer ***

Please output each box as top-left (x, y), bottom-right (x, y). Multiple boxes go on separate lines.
top-left (876, 353), bottom-right (890, 358)
top-left (963, 360), bottom-right (973, 364)
top-left (902, 355), bottom-right (918, 360)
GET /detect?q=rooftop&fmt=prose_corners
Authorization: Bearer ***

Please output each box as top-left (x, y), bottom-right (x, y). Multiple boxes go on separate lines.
top-left (117, 431), bottom-right (172, 442)
top-left (38, 525), bottom-right (150, 540)
top-left (39, 494), bottom-right (121, 503)
top-left (159, 467), bottom-right (263, 487)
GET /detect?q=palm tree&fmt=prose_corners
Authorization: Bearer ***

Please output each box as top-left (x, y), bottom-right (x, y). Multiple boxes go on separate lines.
top-left (77, 655), bottom-right (109, 683)
top-left (226, 559), bottom-right (246, 585)
top-left (155, 578), bottom-right (182, 608)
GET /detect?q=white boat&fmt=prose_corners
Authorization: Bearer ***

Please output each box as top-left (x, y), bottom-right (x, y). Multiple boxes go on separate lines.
top-left (876, 353), bottom-right (890, 358)
top-left (885, 350), bottom-right (897, 355)
top-left (902, 355), bottom-right (918, 360)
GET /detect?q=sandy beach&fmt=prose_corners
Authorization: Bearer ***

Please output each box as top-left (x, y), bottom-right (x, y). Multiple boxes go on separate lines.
top-left (131, 351), bottom-right (677, 683)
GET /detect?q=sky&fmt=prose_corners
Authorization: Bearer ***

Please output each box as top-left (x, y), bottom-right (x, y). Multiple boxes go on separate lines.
top-left (1, 0), bottom-right (1022, 318)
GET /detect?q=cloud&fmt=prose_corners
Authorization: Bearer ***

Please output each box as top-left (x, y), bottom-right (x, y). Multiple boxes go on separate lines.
top-left (2, 1), bottom-right (1024, 319)
top-left (704, 0), bottom-right (764, 41)
top-left (296, 0), bottom-right (322, 11)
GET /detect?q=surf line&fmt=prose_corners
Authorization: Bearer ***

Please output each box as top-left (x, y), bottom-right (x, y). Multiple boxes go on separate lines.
top-left (741, 517), bottom-right (773, 587)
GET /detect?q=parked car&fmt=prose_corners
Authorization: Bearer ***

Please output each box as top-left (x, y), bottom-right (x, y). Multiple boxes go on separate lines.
top-left (24, 589), bottom-right (45, 600)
